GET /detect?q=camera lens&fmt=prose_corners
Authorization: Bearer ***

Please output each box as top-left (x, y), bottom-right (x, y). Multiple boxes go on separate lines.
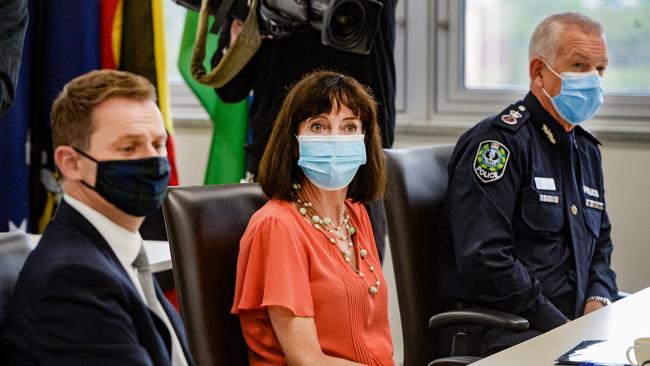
top-left (308, 0), bottom-right (382, 54)
top-left (330, 1), bottom-right (364, 41)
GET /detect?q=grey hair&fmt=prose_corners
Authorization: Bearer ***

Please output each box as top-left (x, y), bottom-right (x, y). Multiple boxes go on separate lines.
top-left (528, 12), bottom-right (604, 62)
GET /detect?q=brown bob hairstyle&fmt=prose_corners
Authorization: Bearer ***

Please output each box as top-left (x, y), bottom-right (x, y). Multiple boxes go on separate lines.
top-left (258, 70), bottom-right (386, 203)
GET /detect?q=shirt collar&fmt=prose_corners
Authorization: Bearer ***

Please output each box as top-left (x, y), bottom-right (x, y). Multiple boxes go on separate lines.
top-left (63, 194), bottom-right (142, 269)
top-left (523, 92), bottom-right (572, 146)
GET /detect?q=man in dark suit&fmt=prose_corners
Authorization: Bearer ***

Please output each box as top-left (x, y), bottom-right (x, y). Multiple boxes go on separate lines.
top-left (1, 70), bottom-right (195, 366)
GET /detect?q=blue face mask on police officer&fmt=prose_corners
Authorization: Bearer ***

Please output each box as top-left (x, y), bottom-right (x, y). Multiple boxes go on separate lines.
top-left (297, 135), bottom-right (367, 191)
top-left (542, 60), bottom-right (604, 125)
top-left (73, 147), bottom-right (170, 217)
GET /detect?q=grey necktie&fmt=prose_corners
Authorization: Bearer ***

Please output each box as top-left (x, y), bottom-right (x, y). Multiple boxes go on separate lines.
top-left (133, 245), bottom-right (189, 366)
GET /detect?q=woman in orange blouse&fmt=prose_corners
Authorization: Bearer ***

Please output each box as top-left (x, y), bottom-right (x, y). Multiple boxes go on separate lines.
top-left (232, 71), bottom-right (394, 366)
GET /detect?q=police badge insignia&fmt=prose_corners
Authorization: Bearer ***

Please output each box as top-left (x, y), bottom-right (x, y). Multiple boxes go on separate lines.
top-left (542, 124), bottom-right (557, 144)
top-left (501, 114), bottom-right (518, 125)
top-left (474, 140), bottom-right (510, 183)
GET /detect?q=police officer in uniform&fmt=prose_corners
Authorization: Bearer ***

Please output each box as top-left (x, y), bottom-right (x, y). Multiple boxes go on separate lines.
top-left (436, 12), bottom-right (618, 356)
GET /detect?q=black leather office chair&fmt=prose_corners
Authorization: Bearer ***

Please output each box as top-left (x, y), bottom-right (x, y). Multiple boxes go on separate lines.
top-left (162, 184), bottom-right (267, 366)
top-left (383, 145), bottom-right (529, 366)
top-left (0, 231), bottom-right (33, 332)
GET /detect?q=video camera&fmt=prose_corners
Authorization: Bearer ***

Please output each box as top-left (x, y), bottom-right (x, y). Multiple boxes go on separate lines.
top-left (174, 0), bottom-right (383, 55)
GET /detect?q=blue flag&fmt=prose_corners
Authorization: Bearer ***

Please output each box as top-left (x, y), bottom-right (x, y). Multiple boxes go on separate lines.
top-left (0, 0), bottom-right (100, 232)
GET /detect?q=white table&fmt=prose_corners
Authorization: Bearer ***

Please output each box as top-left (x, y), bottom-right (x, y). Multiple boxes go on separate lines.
top-left (472, 287), bottom-right (650, 365)
top-left (142, 240), bottom-right (173, 273)
top-left (27, 234), bottom-right (173, 273)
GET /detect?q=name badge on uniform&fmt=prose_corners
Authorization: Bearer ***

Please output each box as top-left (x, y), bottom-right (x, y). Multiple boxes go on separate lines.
top-left (583, 186), bottom-right (600, 198)
top-left (534, 177), bottom-right (556, 191)
top-left (586, 199), bottom-right (605, 210)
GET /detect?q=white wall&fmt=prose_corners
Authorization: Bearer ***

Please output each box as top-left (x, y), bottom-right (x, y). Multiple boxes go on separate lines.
top-left (599, 142), bottom-right (650, 293)
top-left (173, 125), bottom-right (213, 187)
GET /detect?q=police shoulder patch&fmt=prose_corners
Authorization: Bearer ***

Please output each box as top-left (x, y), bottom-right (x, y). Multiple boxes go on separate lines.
top-left (474, 140), bottom-right (510, 183)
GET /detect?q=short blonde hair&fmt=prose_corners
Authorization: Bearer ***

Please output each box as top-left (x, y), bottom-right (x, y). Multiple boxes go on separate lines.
top-left (529, 12), bottom-right (604, 62)
top-left (51, 69), bottom-right (157, 150)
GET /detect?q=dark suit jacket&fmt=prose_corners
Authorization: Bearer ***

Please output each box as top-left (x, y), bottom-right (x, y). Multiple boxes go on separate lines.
top-left (1, 201), bottom-right (195, 366)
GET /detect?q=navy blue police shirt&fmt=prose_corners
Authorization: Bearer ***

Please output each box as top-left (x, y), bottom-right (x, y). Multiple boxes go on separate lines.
top-left (436, 92), bottom-right (618, 333)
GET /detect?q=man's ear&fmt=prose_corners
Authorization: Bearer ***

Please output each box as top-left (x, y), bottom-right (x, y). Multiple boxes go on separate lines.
top-left (54, 146), bottom-right (84, 181)
top-left (530, 58), bottom-right (545, 89)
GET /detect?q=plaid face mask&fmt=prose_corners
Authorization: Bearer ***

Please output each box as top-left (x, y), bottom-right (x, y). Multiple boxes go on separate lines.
top-left (73, 147), bottom-right (170, 217)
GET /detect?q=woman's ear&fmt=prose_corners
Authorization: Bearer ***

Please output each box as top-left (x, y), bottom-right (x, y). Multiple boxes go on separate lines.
top-left (292, 141), bottom-right (299, 158)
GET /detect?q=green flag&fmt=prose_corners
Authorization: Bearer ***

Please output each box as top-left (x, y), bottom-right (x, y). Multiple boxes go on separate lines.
top-left (178, 10), bottom-right (248, 184)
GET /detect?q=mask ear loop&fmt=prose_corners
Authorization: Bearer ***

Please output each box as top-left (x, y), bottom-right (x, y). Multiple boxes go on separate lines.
top-left (542, 59), bottom-right (563, 79)
top-left (71, 147), bottom-right (99, 190)
top-left (541, 59), bottom-right (563, 101)
top-left (72, 147), bottom-right (99, 163)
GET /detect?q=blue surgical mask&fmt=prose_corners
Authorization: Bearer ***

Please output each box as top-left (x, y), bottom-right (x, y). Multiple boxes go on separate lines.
top-left (542, 60), bottom-right (604, 125)
top-left (297, 135), bottom-right (367, 191)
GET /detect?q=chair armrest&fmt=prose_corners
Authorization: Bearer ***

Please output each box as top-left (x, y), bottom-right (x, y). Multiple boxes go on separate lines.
top-left (428, 356), bottom-right (481, 366)
top-left (429, 308), bottom-right (529, 331)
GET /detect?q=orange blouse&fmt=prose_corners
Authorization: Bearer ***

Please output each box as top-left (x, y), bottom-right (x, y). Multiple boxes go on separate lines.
top-left (232, 199), bottom-right (394, 366)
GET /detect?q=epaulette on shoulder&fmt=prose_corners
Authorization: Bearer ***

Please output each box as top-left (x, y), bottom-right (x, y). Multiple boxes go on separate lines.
top-left (490, 102), bottom-right (530, 132)
top-left (576, 125), bottom-right (602, 145)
